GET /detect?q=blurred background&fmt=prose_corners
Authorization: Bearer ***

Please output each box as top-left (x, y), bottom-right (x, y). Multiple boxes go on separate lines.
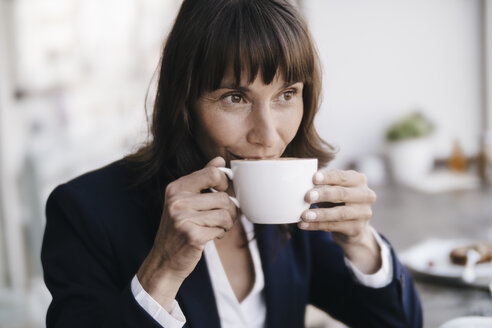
top-left (0, 0), bottom-right (491, 327)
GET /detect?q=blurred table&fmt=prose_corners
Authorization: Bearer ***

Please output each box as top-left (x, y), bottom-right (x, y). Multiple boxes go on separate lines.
top-left (370, 184), bottom-right (492, 328)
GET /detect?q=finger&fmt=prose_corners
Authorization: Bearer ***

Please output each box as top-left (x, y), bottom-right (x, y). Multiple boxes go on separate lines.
top-left (297, 219), bottom-right (365, 237)
top-left (204, 157), bottom-right (229, 191)
top-left (306, 186), bottom-right (376, 204)
top-left (313, 169), bottom-right (367, 187)
top-left (178, 208), bottom-right (236, 231)
top-left (300, 204), bottom-right (372, 223)
top-left (167, 191), bottom-right (236, 218)
top-left (168, 157), bottom-right (229, 193)
top-left (181, 221), bottom-right (227, 246)
top-left (205, 156), bottom-right (226, 169)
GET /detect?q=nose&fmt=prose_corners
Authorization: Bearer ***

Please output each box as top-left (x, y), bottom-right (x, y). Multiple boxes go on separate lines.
top-left (246, 102), bottom-right (278, 148)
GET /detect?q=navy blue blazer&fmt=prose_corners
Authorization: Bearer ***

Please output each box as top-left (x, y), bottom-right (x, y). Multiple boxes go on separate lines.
top-left (41, 160), bottom-right (422, 327)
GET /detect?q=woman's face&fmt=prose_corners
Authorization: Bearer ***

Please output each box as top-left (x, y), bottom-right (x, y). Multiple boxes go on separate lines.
top-left (194, 70), bottom-right (304, 164)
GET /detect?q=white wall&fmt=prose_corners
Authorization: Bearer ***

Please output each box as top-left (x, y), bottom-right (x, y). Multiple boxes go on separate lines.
top-left (485, 0), bottom-right (492, 152)
top-left (0, 0), bottom-right (8, 287)
top-left (304, 0), bottom-right (483, 169)
top-left (0, 0), bottom-right (28, 291)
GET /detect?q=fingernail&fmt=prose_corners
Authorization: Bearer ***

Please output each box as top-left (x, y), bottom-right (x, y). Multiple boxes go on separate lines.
top-left (305, 211), bottom-right (317, 221)
top-left (309, 190), bottom-right (319, 202)
top-left (314, 172), bottom-right (324, 183)
top-left (299, 222), bottom-right (309, 229)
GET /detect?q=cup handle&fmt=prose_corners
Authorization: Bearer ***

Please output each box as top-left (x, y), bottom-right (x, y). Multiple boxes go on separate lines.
top-left (211, 167), bottom-right (240, 208)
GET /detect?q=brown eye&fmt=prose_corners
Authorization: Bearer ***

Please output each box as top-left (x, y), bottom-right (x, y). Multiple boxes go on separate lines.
top-left (231, 94), bottom-right (242, 103)
top-left (281, 90), bottom-right (296, 101)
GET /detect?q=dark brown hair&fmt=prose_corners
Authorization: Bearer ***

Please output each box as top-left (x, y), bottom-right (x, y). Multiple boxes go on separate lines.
top-left (126, 0), bottom-right (335, 239)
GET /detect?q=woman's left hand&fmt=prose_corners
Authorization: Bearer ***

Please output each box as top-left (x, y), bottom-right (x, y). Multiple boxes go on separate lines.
top-left (298, 169), bottom-right (381, 274)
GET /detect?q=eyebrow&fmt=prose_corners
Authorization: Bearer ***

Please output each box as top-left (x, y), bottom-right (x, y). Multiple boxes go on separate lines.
top-left (217, 81), bottom-right (301, 91)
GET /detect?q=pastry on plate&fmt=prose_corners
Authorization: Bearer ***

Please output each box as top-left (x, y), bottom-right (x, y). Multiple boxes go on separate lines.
top-left (449, 243), bottom-right (492, 265)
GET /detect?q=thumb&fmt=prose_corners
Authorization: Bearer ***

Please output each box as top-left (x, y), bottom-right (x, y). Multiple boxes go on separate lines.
top-left (205, 156), bottom-right (226, 168)
top-left (204, 156), bottom-right (229, 192)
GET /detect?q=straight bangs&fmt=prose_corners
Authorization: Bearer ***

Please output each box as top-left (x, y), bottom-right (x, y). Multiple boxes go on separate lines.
top-left (192, 0), bottom-right (315, 97)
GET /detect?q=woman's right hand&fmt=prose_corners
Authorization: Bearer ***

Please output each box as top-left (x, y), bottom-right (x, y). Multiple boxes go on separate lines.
top-left (136, 157), bottom-right (237, 310)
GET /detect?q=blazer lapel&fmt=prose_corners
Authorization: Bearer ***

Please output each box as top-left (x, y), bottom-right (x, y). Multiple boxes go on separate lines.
top-left (176, 255), bottom-right (221, 328)
top-left (176, 226), bottom-right (294, 328)
top-left (256, 225), bottom-right (293, 328)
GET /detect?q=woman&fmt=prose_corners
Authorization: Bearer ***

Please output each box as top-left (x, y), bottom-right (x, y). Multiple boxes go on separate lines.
top-left (41, 0), bottom-right (422, 327)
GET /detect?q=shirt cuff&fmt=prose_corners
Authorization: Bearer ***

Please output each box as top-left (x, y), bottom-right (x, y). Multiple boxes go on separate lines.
top-left (131, 275), bottom-right (186, 328)
top-left (343, 226), bottom-right (394, 288)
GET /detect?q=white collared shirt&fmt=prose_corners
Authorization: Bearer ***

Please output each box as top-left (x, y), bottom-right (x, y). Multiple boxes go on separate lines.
top-left (203, 216), bottom-right (267, 328)
top-left (130, 218), bottom-right (393, 328)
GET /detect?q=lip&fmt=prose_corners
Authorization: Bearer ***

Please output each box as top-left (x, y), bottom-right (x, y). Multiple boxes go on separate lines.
top-left (227, 151), bottom-right (278, 160)
top-left (227, 152), bottom-right (244, 160)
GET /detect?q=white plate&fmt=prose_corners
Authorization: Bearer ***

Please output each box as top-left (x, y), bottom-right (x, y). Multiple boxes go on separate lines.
top-left (439, 316), bottom-right (492, 328)
top-left (399, 238), bottom-right (492, 289)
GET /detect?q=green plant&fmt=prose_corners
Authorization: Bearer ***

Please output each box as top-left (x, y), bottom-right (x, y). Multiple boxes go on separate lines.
top-left (386, 111), bottom-right (434, 142)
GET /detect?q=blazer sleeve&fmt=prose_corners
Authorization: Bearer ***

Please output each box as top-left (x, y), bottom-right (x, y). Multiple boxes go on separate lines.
top-left (41, 184), bottom-right (164, 328)
top-left (308, 231), bottom-right (423, 328)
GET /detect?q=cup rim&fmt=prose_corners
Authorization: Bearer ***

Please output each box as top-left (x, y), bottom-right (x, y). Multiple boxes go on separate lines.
top-left (230, 157), bottom-right (318, 164)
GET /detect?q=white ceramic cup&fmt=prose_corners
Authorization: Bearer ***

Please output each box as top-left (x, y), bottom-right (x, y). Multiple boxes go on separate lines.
top-left (217, 158), bottom-right (318, 224)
